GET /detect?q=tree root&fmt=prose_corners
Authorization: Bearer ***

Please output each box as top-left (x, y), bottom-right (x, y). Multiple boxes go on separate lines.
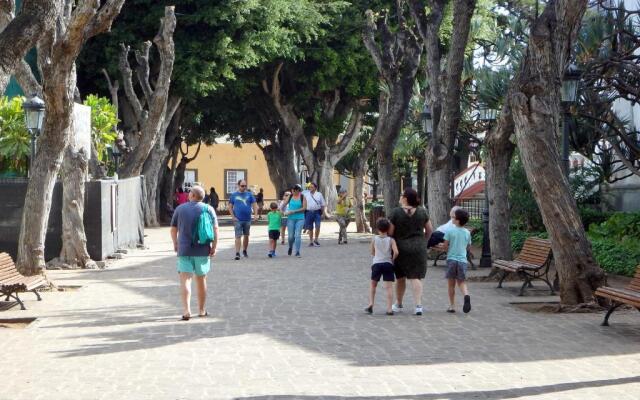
top-left (557, 302), bottom-right (606, 313)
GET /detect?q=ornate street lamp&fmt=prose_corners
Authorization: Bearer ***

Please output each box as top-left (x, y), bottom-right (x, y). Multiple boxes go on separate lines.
top-left (478, 103), bottom-right (498, 268)
top-left (561, 63), bottom-right (582, 177)
top-left (22, 94), bottom-right (45, 175)
top-left (421, 102), bottom-right (433, 139)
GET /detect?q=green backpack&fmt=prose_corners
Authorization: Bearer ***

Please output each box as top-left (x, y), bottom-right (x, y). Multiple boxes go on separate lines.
top-left (192, 204), bottom-right (215, 246)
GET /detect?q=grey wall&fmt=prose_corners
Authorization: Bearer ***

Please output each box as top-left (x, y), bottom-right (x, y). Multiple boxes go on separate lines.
top-left (0, 177), bottom-right (144, 261)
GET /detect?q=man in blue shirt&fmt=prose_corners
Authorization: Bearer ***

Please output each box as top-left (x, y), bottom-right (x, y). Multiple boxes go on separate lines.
top-left (170, 186), bottom-right (219, 320)
top-left (228, 179), bottom-right (257, 260)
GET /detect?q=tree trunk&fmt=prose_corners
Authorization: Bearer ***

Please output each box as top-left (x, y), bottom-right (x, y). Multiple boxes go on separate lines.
top-left (262, 137), bottom-right (297, 196)
top-left (426, 165), bottom-right (451, 227)
top-left (509, 0), bottom-right (605, 305)
top-left (15, 0), bottom-right (125, 275)
top-left (117, 7), bottom-right (177, 179)
top-left (353, 172), bottom-right (371, 233)
top-left (141, 140), bottom-right (166, 227)
top-left (485, 104), bottom-right (516, 263)
top-left (159, 144), bottom-right (179, 223)
top-left (52, 146), bottom-right (97, 269)
top-left (314, 160), bottom-right (337, 211)
top-left (417, 154), bottom-right (426, 205)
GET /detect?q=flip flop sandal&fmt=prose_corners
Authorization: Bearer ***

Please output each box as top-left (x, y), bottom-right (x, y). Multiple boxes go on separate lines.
top-left (181, 315), bottom-right (190, 321)
top-left (199, 312), bottom-right (209, 318)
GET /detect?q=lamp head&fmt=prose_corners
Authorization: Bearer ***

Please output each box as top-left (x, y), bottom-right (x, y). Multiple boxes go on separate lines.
top-left (23, 94), bottom-right (45, 133)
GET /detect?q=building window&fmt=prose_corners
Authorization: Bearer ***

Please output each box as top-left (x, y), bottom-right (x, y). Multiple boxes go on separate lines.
top-left (224, 169), bottom-right (247, 197)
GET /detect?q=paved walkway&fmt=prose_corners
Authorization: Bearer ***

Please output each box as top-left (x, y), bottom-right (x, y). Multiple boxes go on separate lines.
top-left (1, 223), bottom-right (639, 400)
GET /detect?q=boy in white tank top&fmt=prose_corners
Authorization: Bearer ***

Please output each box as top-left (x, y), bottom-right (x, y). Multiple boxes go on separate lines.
top-left (365, 218), bottom-right (399, 315)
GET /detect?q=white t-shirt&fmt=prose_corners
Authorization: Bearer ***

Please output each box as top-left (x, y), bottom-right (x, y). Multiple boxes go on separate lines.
top-left (302, 190), bottom-right (325, 211)
top-left (436, 219), bottom-right (455, 233)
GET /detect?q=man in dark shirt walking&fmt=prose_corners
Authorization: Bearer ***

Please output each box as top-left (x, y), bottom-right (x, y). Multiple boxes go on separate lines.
top-left (170, 186), bottom-right (219, 320)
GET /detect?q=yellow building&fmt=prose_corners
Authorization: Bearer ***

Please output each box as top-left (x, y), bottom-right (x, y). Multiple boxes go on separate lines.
top-left (181, 140), bottom-right (364, 207)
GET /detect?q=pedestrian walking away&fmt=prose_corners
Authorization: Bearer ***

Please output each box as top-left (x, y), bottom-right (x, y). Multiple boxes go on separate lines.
top-left (335, 188), bottom-right (354, 244)
top-left (256, 188), bottom-right (265, 220)
top-left (228, 179), bottom-right (258, 260)
top-left (388, 187), bottom-right (434, 315)
top-left (302, 182), bottom-right (331, 246)
top-left (284, 184), bottom-right (307, 258)
top-left (365, 218), bottom-right (399, 316)
top-left (208, 187), bottom-right (220, 212)
top-left (267, 202), bottom-right (282, 257)
top-left (440, 208), bottom-right (472, 313)
top-left (170, 186), bottom-right (219, 320)
top-left (427, 206), bottom-right (462, 248)
top-left (278, 190), bottom-right (291, 245)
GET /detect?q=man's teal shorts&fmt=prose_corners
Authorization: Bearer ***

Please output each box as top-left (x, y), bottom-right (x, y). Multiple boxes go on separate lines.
top-left (177, 256), bottom-right (211, 276)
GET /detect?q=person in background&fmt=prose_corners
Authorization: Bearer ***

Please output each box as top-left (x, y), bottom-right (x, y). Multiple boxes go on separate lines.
top-left (256, 188), bottom-right (265, 220)
top-left (302, 182), bottom-right (330, 246)
top-left (175, 187), bottom-right (189, 206)
top-left (208, 187), bottom-right (220, 212)
top-left (335, 188), bottom-right (354, 244)
top-left (283, 184), bottom-right (307, 257)
top-left (427, 206), bottom-right (462, 248)
top-left (228, 179), bottom-right (258, 260)
top-left (170, 186), bottom-right (218, 321)
top-left (278, 190), bottom-right (291, 245)
top-left (267, 202), bottom-right (282, 257)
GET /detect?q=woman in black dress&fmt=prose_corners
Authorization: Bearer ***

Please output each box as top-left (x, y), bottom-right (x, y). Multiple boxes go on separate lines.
top-left (388, 188), bottom-right (433, 315)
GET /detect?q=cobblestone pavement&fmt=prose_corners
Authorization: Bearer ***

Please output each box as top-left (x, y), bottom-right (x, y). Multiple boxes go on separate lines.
top-left (1, 223), bottom-right (639, 400)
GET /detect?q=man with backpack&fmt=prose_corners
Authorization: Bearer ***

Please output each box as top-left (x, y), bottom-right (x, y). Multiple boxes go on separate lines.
top-left (170, 185), bottom-right (218, 321)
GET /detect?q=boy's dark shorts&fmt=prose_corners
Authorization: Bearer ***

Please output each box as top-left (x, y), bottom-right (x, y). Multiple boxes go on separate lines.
top-left (268, 230), bottom-right (281, 240)
top-left (446, 260), bottom-right (468, 281)
top-left (371, 262), bottom-right (395, 282)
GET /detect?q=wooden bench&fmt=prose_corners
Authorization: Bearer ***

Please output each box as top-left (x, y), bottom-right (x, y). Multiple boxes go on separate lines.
top-left (595, 265), bottom-right (640, 326)
top-left (430, 227), bottom-right (476, 268)
top-left (494, 238), bottom-right (554, 296)
top-left (0, 252), bottom-right (47, 310)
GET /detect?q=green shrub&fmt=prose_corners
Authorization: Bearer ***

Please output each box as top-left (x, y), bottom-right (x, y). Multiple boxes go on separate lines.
top-left (578, 207), bottom-right (613, 230)
top-left (0, 96), bottom-right (29, 175)
top-left (590, 238), bottom-right (640, 277)
top-left (83, 94), bottom-right (119, 162)
top-left (588, 212), bottom-right (640, 241)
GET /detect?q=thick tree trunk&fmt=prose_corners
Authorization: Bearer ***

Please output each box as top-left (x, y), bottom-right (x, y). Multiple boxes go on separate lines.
top-left (426, 164), bottom-right (451, 227)
top-left (486, 105), bottom-right (516, 263)
top-left (509, 0), bottom-right (605, 305)
top-left (314, 161), bottom-right (337, 211)
top-left (15, 0), bottom-right (125, 275)
top-left (262, 138), bottom-right (297, 196)
top-left (409, 0), bottom-right (476, 227)
top-left (52, 147), bottom-right (97, 269)
top-left (141, 140), bottom-right (166, 227)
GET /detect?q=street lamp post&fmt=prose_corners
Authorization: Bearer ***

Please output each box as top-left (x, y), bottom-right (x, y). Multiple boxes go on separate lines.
top-left (22, 94), bottom-right (45, 176)
top-left (561, 63), bottom-right (581, 178)
top-left (108, 143), bottom-right (122, 177)
top-left (421, 102), bottom-right (433, 140)
top-left (478, 104), bottom-right (498, 268)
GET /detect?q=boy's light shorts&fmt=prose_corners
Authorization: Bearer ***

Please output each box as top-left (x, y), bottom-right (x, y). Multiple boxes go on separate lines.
top-left (445, 260), bottom-right (467, 281)
top-left (177, 256), bottom-right (211, 276)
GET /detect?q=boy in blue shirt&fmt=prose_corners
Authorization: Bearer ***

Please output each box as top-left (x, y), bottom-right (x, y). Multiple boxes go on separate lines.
top-left (442, 208), bottom-right (472, 313)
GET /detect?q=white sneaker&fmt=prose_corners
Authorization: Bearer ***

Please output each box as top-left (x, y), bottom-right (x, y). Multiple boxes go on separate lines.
top-left (415, 306), bottom-right (423, 316)
top-left (392, 304), bottom-right (403, 313)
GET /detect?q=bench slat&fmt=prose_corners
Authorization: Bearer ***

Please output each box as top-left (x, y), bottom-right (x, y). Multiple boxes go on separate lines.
top-left (596, 287), bottom-right (640, 303)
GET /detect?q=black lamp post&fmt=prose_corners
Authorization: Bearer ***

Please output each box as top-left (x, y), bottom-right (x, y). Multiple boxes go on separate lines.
top-left (108, 143), bottom-right (122, 177)
top-left (22, 94), bottom-right (45, 176)
top-left (421, 102), bottom-right (433, 139)
top-left (561, 63), bottom-right (581, 177)
top-left (479, 103), bottom-right (498, 268)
